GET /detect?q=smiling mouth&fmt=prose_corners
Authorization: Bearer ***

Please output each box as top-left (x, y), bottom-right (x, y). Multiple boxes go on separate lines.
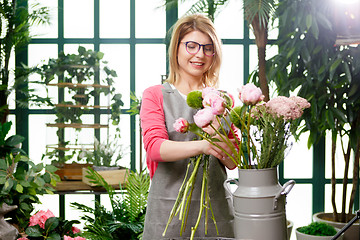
top-left (191, 61), bottom-right (204, 66)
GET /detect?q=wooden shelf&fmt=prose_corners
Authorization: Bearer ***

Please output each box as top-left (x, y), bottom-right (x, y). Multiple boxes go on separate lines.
top-left (46, 123), bottom-right (109, 129)
top-left (46, 144), bottom-right (94, 151)
top-left (53, 180), bottom-right (122, 193)
top-left (47, 82), bottom-right (110, 88)
top-left (55, 103), bottom-right (110, 109)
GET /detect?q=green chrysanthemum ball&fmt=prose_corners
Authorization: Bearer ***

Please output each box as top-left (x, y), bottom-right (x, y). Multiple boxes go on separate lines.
top-left (187, 91), bottom-right (203, 109)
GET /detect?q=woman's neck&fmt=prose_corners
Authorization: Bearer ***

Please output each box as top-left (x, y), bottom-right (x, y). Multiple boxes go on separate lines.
top-left (174, 78), bottom-right (204, 95)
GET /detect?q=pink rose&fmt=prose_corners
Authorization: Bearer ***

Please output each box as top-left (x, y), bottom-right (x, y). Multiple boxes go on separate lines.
top-left (72, 226), bottom-right (81, 234)
top-left (29, 210), bottom-right (55, 229)
top-left (238, 83), bottom-right (264, 105)
top-left (173, 118), bottom-right (189, 133)
top-left (194, 107), bottom-right (214, 128)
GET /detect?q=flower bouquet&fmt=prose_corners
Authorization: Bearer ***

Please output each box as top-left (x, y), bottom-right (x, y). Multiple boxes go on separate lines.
top-left (163, 83), bottom-right (310, 239)
top-left (18, 209), bottom-right (86, 240)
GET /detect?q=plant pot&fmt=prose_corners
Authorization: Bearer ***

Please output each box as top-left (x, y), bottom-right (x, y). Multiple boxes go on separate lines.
top-left (224, 167), bottom-right (295, 240)
top-left (288, 220), bottom-right (294, 240)
top-left (295, 227), bottom-right (343, 240)
top-left (82, 167), bottom-right (129, 186)
top-left (313, 212), bottom-right (359, 240)
top-left (54, 163), bottom-right (93, 180)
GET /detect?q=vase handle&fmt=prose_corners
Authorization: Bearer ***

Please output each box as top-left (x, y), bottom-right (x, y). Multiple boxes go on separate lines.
top-left (273, 180), bottom-right (296, 210)
top-left (223, 178), bottom-right (239, 197)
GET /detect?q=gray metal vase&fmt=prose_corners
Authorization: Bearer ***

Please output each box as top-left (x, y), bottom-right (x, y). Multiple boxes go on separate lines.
top-left (224, 167), bottom-right (295, 240)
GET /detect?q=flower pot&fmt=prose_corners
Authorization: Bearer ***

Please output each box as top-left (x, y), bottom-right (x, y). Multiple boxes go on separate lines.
top-left (224, 167), bottom-right (295, 240)
top-left (82, 167), bottom-right (129, 186)
top-left (295, 227), bottom-right (343, 240)
top-left (54, 163), bottom-right (93, 180)
top-left (313, 212), bottom-right (359, 240)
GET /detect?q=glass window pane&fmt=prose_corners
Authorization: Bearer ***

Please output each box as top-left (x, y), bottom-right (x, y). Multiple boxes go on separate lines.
top-left (29, 115), bottom-right (56, 165)
top-left (100, 44), bottom-right (130, 108)
top-left (135, 44), bottom-right (166, 96)
top-left (219, 44), bottom-right (244, 103)
top-left (64, 0), bottom-right (94, 38)
top-left (215, 1), bottom-right (243, 39)
top-left (29, 0), bottom-right (58, 38)
top-left (325, 184), bottom-right (353, 213)
top-left (65, 194), bottom-right (95, 228)
top-left (28, 44), bottom-right (58, 110)
top-left (101, 114), bottom-right (131, 169)
top-left (284, 133), bottom-right (313, 179)
top-left (286, 184), bottom-right (313, 238)
top-left (100, 0), bottom-right (130, 38)
top-left (64, 44), bottom-right (94, 54)
top-left (135, 0), bottom-right (166, 38)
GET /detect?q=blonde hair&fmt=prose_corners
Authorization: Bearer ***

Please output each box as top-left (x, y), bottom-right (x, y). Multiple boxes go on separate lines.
top-left (166, 14), bottom-right (222, 88)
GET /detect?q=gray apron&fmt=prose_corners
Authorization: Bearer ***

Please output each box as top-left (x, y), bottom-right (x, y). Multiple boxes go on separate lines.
top-left (142, 83), bottom-right (234, 240)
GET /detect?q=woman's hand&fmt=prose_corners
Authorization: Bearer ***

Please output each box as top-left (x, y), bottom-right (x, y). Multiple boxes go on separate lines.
top-left (201, 137), bottom-right (237, 170)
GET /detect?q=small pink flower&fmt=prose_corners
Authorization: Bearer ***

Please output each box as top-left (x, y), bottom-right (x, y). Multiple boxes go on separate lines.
top-left (64, 236), bottom-right (72, 240)
top-left (29, 210), bottom-right (55, 229)
top-left (72, 226), bottom-right (81, 234)
top-left (266, 96), bottom-right (303, 120)
top-left (173, 118), bottom-right (189, 133)
top-left (238, 83), bottom-right (264, 105)
top-left (74, 237), bottom-right (87, 240)
top-left (17, 238), bottom-right (29, 240)
top-left (194, 107), bottom-right (214, 128)
top-left (289, 96), bottom-right (311, 109)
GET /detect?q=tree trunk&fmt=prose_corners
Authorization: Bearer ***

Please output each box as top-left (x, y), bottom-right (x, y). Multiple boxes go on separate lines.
top-left (331, 135), bottom-right (338, 221)
top-left (340, 140), bottom-right (351, 222)
top-left (251, 14), bottom-right (270, 101)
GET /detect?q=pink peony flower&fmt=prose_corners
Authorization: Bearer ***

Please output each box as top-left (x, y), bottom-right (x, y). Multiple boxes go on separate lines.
top-left (238, 83), bottom-right (264, 105)
top-left (202, 87), bottom-right (218, 98)
top-left (173, 118), bottom-right (189, 133)
top-left (266, 96), bottom-right (303, 120)
top-left (72, 226), bottom-right (81, 234)
top-left (210, 96), bottom-right (226, 115)
top-left (29, 210), bottom-right (55, 229)
top-left (194, 107), bottom-right (214, 128)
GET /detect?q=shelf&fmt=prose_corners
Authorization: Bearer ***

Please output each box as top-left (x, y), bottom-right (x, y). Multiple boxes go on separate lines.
top-left (46, 123), bottom-right (109, 129)
top-left (47, 82), bottom-right (110, 88)
top-left (53, 180), bottom-right (122, 193)
top-left (46, 144), bottom-right (94, 151)
top-left (55, 103), bottom-right (110, 109)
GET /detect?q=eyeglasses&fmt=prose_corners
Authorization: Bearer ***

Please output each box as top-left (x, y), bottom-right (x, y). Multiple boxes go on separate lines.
top-left (181, 41), bottom-right (215, 57)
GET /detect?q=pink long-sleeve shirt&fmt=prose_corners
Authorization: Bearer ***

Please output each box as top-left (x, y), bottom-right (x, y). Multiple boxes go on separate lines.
top-left (140, 84), bottom-right (239, 179)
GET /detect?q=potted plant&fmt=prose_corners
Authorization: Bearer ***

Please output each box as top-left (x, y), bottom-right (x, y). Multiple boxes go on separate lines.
top-left (71, 168), bottom-right (150, 240)
top-left (19, 209), bottom-right (85, 240)
top-left (37, 46), bottom-right (124, 179)
top-left (296, 222), bottom-right (343, 240)
top-left (266, 0), bottom-right (360, 238)
top-left (0, 0), bottom-right (52, 124)
top-left (0, 153), bottom-right (60, 234)
top-left (78, 137), bottom-right (129, 186)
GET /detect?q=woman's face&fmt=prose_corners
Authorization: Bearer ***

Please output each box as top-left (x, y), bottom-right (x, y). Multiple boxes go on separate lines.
top-left (177, 30), bottom-right (214, 81)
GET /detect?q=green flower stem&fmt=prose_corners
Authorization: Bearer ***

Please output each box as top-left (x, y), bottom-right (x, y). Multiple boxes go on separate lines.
top-left (190, 161), bottom-right (207, 240)
top-left (163, 161), bottom-right (192, 236)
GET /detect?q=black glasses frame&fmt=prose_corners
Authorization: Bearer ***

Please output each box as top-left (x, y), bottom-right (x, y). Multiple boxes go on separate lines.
top-left (181, 41), bottom-right (215, 57)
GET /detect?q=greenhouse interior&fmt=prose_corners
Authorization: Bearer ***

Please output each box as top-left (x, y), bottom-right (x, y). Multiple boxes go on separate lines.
top-left (1, 0), bottom-right (360, 240)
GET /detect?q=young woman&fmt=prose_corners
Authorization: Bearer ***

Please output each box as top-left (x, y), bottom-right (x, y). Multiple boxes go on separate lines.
top-left (140, 14), bottom-right (236, 239)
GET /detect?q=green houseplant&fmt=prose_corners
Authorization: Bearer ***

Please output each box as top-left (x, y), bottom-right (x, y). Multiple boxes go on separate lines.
top-left (296, 222), bottom-right (341, 240)
top-left (0, 152), bottom-right (60, 233)
top-left (38, 46), bottom-right (124, 167)
top-left (266, 0), bottom-right (360, 228)
top-left (0, 0), bottom-right (51, 123)
top-left (71, 168), bottom-right (150, 240)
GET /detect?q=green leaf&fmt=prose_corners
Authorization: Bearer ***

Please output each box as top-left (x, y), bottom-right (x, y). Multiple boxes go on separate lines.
top-left (45, 217), bottom-right (59, 231)
top-left (311, 17), bottom-right (319, 39)
top-left (47, 232), bottom-right (61, 240)
top-left (25, 225), bottom-right (43, 237)
top-left (45, 164), bottom-right (58, 173)
top-left (306, 14), bottom-right (312, 29)
top-left (330, 58), bottom-right (342, 77)
top-left (332, 107), bottom-right (347, 124)
top-left (15, 183), bottom-right (23, 193)
top-left (5, 135), bottom-right (25, 147)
